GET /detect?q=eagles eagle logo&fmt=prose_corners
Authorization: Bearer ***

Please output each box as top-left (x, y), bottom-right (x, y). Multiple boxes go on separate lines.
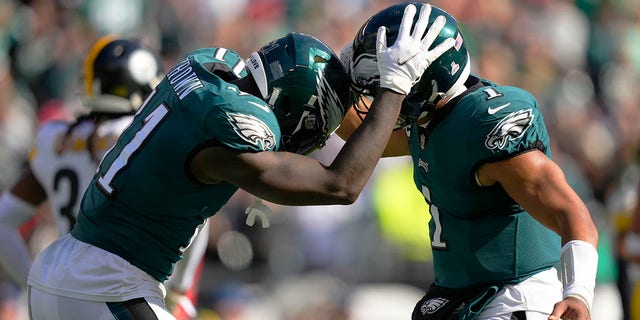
top-left (227, 112), bottom-right (276, 151)
top-left (350, 53), bottom-right (379, 93)
top-left (421, 297), bottom-right (449, 315)
top-left (484, 109), bottom-right (534, 150)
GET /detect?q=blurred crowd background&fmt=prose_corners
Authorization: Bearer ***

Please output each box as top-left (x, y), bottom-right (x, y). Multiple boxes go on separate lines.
top-left (0, 0), bottom-right (639, 319)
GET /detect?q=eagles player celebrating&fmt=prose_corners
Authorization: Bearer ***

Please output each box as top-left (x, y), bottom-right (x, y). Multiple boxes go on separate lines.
top-left (0, 36), bottom-right (208, 320)
top-left (27, 19), bottom-right (455, 319)
top-left (339, 3), bottom-right (598, 320)
top-left (0, 37), bottom-right (164, 287)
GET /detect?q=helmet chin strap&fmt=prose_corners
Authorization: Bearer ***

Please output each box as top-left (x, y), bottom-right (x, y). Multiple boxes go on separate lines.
top-left (438, 55), bottom-right (471, 108)
top-left (444, 84), bottom-right (467, 103)
top-left (430, 74), bottom-right (469, 109)
top-left (427, 92), bottom-right (445, 109)
top-left (422, 82), bottom-right (467, 117)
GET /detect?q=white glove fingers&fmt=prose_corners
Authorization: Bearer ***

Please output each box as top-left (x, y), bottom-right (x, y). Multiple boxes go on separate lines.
top-left (412, 4), bottom-right (432, 40)
top-left (398, 4), bottom-right (417, 40)
top-left (429, 37), bottom-right (456, 58)
top-left (422, 15), bottom-right (447, 50)
top-left (376, 26), bottom-right (388, 55)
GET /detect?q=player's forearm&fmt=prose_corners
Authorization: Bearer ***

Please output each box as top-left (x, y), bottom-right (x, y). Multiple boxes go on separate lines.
top-left (328, 89), bottom-right (403, 200)
top-left (336, 101), bottom-right (410, 158)
top-left (10, 169), bottom-right (48, 205)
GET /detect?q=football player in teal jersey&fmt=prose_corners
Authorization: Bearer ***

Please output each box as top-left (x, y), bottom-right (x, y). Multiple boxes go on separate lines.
top-left (339, 2), bottom-right (599, 320)
top-left (0, 36), bottom-right (208, 319)
top-left (26, 9), bottom-right (457, 319)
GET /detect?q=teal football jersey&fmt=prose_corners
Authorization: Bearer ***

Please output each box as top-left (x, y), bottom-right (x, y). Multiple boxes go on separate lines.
top-left (71, 48), bottom-right (280, 281)
top-left (408, 76), bottom-right (561, 288)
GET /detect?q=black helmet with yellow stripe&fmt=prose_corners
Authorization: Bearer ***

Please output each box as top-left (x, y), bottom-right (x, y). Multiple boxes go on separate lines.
top-left (83, 36), bottom-right (164, 114)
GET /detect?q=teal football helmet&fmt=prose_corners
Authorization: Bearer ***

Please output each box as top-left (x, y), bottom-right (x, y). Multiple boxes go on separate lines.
top-left (246, 32), bottom-right (350, 155)
top-left (342, 2), bottom-right (470, 129)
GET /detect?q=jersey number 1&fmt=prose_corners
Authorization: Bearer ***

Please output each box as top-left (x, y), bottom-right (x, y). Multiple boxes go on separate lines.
top-left (97, 95), bottom-right (169, 195)
top-left (421, 185), bottom-right (447, 250)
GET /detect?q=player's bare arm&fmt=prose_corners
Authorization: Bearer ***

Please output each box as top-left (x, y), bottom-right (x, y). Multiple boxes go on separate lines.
top-left (191, 89), bottom-right (404, 206)
top-left (477, 149), bottom-right (598, 320)
top-left (194, 3), bottom-right (452, 206)
top-left (8, 168), bottom-right (47, 205)
top-left (476, 150), bottom-right (597, 246)
top-left (336, 105), bottom-right (410, 157)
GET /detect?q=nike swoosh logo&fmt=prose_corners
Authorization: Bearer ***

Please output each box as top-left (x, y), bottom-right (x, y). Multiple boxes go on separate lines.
top-left (488, 103), bottom-right (511, 115)
top-left (397, 52), bottom-right (419, 66)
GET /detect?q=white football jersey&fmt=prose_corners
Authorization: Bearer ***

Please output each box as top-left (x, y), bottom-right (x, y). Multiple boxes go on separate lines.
top-left (29, 116), bottom-right (133, 234)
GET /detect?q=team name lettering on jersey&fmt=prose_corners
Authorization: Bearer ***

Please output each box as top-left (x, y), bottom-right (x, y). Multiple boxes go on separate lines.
top-left (167, 58), bottom-right (204, 100)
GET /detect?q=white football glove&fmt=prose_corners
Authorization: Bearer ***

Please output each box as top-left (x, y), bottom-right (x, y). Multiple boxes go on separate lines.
top-left (376, 4), bottom-right (456, 95)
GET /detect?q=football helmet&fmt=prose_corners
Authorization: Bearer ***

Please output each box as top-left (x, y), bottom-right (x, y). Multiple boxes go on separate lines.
top-left (83, 36), bottom-right (164, 114)
top-left (245, 32), bottom-right (350, 155)
top-left (343, 2), bottom-right (470, 129)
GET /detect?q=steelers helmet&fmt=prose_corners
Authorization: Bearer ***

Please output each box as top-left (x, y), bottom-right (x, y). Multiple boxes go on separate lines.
top-left (246, 32), bottom-right (350, 155)
top-left (342, 2), bottom-right (470, 129)
top-left (83, 36), bottom-right (164, 114)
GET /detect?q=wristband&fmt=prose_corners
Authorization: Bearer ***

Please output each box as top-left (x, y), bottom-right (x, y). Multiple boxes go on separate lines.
top-left (560, 240), bottom-right (598, 311)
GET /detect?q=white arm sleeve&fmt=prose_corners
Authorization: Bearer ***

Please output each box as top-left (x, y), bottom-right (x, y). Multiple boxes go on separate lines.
top-left (0, 192), bottom-right (38, 287)
top-left (560, 240), bottom-right (598, 311)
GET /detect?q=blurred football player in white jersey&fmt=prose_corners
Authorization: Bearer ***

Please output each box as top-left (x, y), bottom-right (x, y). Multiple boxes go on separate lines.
top-left (0, 35), bottom-right (207, 319)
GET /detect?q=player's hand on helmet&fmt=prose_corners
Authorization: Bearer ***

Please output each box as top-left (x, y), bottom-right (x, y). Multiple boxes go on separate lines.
top-left (376, 3), bottom-right (455, 95)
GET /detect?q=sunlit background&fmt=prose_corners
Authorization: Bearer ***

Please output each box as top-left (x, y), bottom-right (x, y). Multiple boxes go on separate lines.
top-left (1, 0), bottom-right (639, 319)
